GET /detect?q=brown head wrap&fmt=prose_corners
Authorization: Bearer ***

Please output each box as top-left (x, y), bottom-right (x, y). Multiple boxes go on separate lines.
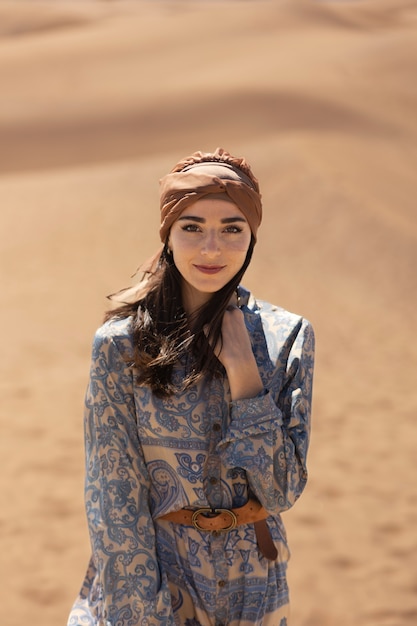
top-left (159, 148), bottom-right (262, 243)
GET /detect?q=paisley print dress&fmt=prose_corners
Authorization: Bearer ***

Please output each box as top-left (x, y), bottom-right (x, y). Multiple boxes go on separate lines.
top-left (68, 289), bottom-right (315, 626)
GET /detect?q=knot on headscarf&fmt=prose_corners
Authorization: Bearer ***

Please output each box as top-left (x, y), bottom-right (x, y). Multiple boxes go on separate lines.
top-left (159, 152), bottom-right (262, 242)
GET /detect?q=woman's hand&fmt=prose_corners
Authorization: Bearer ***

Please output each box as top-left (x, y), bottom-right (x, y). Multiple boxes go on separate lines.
top-left (216, 306), bottom-right (264, 401)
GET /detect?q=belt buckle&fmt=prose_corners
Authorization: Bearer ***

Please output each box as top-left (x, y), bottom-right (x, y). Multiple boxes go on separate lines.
top-left (191, 507), bottom-right (238, 532)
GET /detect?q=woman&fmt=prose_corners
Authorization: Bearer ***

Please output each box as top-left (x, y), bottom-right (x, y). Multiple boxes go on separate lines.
top-left (68, 148), bottom-right (315, 626)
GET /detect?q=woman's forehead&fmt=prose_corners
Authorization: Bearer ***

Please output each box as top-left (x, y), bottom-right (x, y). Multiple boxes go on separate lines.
top-left (176, 197), bottom-right (246, 221)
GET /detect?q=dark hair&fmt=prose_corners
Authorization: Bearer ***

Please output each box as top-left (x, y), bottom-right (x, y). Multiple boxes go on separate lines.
top-left (105, 150), bottom-right (258, 397)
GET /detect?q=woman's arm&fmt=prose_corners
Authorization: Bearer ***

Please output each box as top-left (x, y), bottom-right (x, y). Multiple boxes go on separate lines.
top-left (216, 306), bottom-right (264, 400)
top-left (84, 324), bottom-right (174, 626)
top-left (217, 314), bottom-right (315, 514)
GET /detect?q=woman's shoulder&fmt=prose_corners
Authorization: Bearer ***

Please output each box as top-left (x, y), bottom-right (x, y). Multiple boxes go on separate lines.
top-left (92, 316), bottom-right (135, 355)
top-left (247, 295), bottom-right (315, 357)
top-left (257, 299), bottom-right (308, 325)
top-left (243, 291), bottom-right (314, 354)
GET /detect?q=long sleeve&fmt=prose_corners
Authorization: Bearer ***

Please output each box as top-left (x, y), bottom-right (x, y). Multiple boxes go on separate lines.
top-left (84, 324), bottom-right (175, 626)
top-left (217, 317), bottom-right (315, 514)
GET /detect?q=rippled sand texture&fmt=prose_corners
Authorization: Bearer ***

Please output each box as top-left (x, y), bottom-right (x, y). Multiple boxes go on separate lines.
top-left (1, 1), bottom-right (416, 625)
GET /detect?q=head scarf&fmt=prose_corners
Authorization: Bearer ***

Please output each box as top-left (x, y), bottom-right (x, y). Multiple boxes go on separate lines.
top-left (159, 150), bottom-right (262, 242)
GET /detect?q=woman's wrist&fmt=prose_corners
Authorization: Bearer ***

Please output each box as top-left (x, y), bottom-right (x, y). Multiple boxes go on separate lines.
top-left (226, 358), bottom-right (264, 400)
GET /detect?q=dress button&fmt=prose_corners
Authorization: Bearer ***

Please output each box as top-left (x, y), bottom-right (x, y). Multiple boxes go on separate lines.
top-left (209, 476), bottom-right (218, 485)
top-left (212, 422), bottom-right (221, 432)
top-left (218, 579), bottom-right (226, 587)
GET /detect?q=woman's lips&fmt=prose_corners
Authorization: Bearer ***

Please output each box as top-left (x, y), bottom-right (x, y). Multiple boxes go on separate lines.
top-left (194, 265), bottom-right (225, 274)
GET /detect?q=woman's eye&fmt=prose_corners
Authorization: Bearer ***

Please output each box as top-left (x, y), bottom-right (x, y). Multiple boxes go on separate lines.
top-left (182, 224), bottom-right (201, 232)
top-left (224, 225), bottom-right (243, 234)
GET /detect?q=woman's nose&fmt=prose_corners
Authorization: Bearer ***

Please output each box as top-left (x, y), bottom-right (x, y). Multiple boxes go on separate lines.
top-left (201, 231), bottom-right (220, 256)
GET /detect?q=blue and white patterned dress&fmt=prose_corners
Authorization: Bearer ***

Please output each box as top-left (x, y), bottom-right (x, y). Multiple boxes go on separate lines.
top-left (68, 288), bottom-right (315, 626)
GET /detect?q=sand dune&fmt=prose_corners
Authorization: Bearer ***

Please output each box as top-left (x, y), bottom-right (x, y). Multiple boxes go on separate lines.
top-left (1, 1), bottom-right (416, 625)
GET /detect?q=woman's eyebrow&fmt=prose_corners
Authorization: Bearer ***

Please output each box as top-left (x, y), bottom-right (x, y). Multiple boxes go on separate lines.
top-left (221, 217), bottom-right (247, 224)
top-left (177, 215), bottom-right (205, 223)
top-left (177, 215), bottom-right (247, 224)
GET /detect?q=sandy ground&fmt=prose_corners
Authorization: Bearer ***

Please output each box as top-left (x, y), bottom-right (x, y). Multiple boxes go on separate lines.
top-left (1, 1), bottom-right (417, 625)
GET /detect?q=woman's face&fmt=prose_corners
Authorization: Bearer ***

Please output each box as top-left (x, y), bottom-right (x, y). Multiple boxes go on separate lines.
top-left (168, 197), bottom-right (252, 314)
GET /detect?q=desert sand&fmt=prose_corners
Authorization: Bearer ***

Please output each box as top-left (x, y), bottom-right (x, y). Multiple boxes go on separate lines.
top-left (1, 1), bottom-right (416, 625)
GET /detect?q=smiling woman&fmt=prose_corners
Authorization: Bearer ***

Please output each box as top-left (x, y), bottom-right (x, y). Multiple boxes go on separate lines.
top-left (67, 148), bottom-right (315, 626)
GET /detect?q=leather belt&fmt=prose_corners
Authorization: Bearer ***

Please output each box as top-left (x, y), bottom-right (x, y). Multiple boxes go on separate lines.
top-left (158, 499), bottom-right (278, 561)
